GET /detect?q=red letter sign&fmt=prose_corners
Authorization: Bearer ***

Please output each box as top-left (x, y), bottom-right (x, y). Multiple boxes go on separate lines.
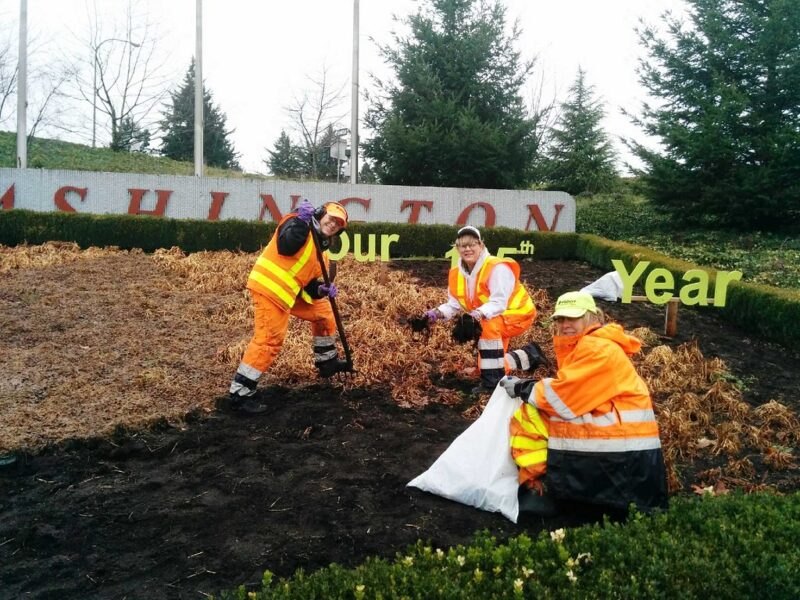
top-left (400, 200), bottom-right (433, 224)
top-left (456, 202), bottom-right (496, 227)
top-left (258, 194), bottom-right (284, 222)
top-left (207, 192), bottom-right (228, 221)
top-left (526, 204), bottom-right (564, 231)
top-left (54, 186), bottom-right (88, 212)
top-left (0, 184), bottom-right (13, 210)
top-left (127, 189), bottom-right (172, 216)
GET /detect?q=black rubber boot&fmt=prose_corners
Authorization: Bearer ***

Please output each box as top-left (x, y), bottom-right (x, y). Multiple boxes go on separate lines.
top-left (316, 358), bottom-right (352, 378)
top-left (518, 486), bottom-right (559, 517)
top-left (229, 394), bottom-right (268, 414)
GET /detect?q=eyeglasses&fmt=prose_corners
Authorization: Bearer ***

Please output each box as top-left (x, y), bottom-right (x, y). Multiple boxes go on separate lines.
top-left (455, 241), bottom-right (481, 250)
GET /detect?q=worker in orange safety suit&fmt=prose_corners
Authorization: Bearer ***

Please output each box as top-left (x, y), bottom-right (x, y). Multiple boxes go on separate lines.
top-left (228, 200), bottom-right (350, 413)
top-left (421, 226), bottom-right (547, 395)
top-left (500, 291), bottom-right (669, 516)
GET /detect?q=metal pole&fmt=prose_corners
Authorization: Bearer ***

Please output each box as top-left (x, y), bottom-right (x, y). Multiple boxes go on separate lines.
top-left (92, 51), bottom-right (97, 148)
top-left (16, 0), bottom-right (27, 168)
top-left (349, 0), bottom-right (359, 183)
top-left (194, 0), bottom-right (204, 176)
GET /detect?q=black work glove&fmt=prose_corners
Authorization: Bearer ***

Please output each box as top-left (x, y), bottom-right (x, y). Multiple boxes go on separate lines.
top-left (499, 376), bottom-right (536, 399)
top-left (523, 341), bottom-right (551, 370)
top-left (452, 313), bottom-right (482, 344)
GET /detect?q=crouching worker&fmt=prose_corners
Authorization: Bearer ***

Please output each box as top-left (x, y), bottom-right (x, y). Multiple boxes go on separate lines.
top-left (500, 291), bottom-right (668, 516)
top-left (422, 226), bottom-right (547, 395)
top-left (228, 200), bottom-right (351, 414)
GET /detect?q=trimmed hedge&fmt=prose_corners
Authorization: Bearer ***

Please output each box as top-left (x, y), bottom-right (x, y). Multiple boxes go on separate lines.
top-left (0, 210), bottom-right (576, 260)
top-left (2, 209), bottom-right (798, 349)
top-left (217, 492), bottom-right (800, 600)
top-left (0, 209), bottom-right (274, 253)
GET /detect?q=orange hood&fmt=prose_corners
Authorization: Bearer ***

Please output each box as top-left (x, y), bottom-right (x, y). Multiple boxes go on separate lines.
top-left (553, 323), bottom-right (642, 365)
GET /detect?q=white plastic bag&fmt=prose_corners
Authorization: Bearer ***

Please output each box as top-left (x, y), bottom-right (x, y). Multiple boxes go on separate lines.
top-left (407, 386), bottom-right (522, 522)
top-left (581, 270), bottom-right (624, 301)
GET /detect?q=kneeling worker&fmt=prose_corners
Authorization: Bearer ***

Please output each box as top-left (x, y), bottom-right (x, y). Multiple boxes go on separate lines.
top-left (228, 200), bottom-right (351, 413)
top-left (501, 291), bottom-right (668, 515)
top-left (422, 226), bottom-right (547, 394)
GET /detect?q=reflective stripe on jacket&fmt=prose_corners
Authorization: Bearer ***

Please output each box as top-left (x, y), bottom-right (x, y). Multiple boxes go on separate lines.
top-left (246, 213), bottom-right (328, 309)
top-left (509, 402), bottom-right (549, 487)
top-left (531, 323), bottom-right (668, 510)
top-left (447, 256), bottom-right (534, 317)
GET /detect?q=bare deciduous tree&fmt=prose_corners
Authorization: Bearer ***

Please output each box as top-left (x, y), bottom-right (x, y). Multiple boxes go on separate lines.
top-left (73, 0), bottom-right (170, 150)
top-left (0, 25), bottom-right (18, 127)
top-left (285, 65), bottom-right (347, 179)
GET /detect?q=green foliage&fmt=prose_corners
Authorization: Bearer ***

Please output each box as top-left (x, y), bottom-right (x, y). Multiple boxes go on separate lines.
top-left (629, 0), bottom-right (800, 231)
top-left (576, 193), bottom-right (800, 289)
top-left (159, 60), bottom-right (241, 170)
top-left (265, 126), bottom-right (343, 182)
top-left (542, 68), bottom-right (617, 195)
top-left (215, 492), bottom-right (800, 599)
top-left (265, 130), bottom-right (304, 178)
top-left (0, 131), bottom-right (253, 178)
top-left (333, 221), bottom-right (577, 261)
top-left (303, 125), bottom-right (344, 181)
top-left (111, 116), bottom-right (151, 153)
top-left (363, 0), bottom-right (540, 189)
top-left (0, 209), bottom-right (272, 253)
top-left (359, 161), bottom-right (378, 184)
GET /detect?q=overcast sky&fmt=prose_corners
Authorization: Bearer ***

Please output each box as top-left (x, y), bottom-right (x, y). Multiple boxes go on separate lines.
top-left (2, 0), bottom-right (689, 174)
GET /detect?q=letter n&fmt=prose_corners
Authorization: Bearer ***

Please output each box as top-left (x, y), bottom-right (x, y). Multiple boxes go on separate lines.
top-left (207, 192), bottom-right (229, 221)
top-left (259, 194), bottom-right (283, 222)
top-left (526, 204), bottom-right (564, 231)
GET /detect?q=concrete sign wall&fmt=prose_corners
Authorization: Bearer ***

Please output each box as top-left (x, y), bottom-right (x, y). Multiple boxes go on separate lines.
top-left (0, 168), bottom-right (575, 232)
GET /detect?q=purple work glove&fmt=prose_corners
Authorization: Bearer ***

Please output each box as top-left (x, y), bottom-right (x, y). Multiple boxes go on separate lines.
top-left (296, 199), bottom-right (315, 224)
top-left (468, 309), bottom-right (484, 321)
top-left (319, 283), bottom-right (338, 298)
top-left (424, 309), bottom-right (440, 323)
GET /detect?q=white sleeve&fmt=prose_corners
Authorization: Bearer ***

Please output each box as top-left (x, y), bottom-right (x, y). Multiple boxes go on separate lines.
top-left (475, 264), bottom-right (515, 320)
top-left (437, 293), bottom-right (463, 320)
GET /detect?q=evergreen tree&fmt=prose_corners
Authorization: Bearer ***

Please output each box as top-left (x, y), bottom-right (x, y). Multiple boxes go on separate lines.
top-left (363, 0), bottom-right (540, 189)
top-left (629, 0), bottom-right (800, 230)
top-left (265, 130), bottom-right (303, 178)
top-left (300, 125), bottom-right (343, 181)
top-left (359, 161), bottom-right (378, 184)
top-left (543, 68), bottom-right (617, 195)
top-left (111, 117), bottom-right (151, 153)
top-left (159, 61), bottom-right (240, 170)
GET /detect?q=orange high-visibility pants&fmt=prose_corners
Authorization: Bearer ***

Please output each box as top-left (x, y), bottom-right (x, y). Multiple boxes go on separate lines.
top-left (476, 311), bottom-right (536, 384)
top-left (241, 290), bottom-right (336, 373)
top-left (510, 401), bottom-right (549, 490)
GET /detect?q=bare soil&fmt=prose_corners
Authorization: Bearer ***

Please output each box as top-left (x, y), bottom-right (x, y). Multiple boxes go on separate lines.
top-left (1, 249), bottom-right (798, 599)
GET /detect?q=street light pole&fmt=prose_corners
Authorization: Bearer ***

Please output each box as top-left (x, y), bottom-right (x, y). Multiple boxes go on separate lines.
top-left (92, 37), bottom-right (140, 149)
top-left (16, 0), bottom-right (28, 168)
top-left (350, 0), bottom-right (359, 183)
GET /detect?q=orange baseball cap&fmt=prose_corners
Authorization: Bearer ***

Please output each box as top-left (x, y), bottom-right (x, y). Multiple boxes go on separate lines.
top-left (324, 202), bottom-right (348, 227)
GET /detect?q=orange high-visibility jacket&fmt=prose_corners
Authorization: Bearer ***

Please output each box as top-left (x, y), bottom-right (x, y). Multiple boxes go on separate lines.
top-left (246, 213), bottom-right (328, 310)
top-left (447, 257), bottom-right (535, 317)
top-left (532, 323), bottom-right (668, 510)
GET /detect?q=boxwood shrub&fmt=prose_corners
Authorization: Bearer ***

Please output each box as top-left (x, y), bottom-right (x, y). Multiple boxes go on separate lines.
top-left (217, 492), bottom-right (800, 600)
